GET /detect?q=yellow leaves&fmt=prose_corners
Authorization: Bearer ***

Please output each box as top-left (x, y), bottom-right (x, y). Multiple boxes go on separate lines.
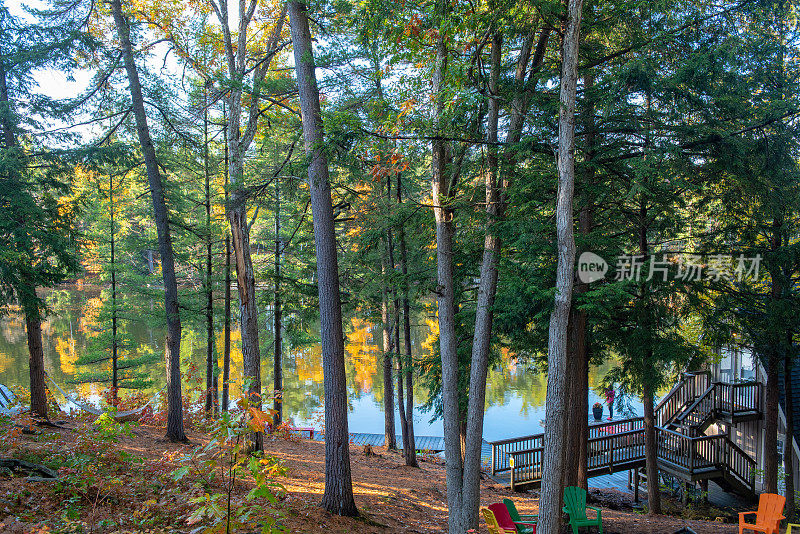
top-left (399, 98), bottom-right (416, 118)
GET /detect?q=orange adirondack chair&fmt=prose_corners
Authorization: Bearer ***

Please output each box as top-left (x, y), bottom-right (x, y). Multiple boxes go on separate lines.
top-left (738, 493), bottom-right (785, 534)
top-left (482, 507), bottom-right (516, 534)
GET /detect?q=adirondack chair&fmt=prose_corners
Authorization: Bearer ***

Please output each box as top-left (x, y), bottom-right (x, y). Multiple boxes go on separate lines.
top-left (786, 524), bottom-right (800, 534)
top-left (488, 502), bottom-right (536, 534)
top-left (482, 507), bottom-right (516, 534)
top-left (503, 498), bottom-right (539, 524)
top-left (562, 486), bottom-right (603, 534)
top-left (738, 493), bottom-right (785, 534)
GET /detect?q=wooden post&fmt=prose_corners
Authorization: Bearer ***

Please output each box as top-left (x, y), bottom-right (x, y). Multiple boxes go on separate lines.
top-left (510, 454), bottom-right (515, 492)
top-left (491, 445), bottom-right (496, 476)
top-left (634, 468), bottom-right (640, 503)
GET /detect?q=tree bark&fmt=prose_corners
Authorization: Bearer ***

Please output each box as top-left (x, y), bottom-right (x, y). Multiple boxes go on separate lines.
top-left (764, 216), bottom-right (784, 494)
top-left (110, 174), bottom-right (118, 404)
top-left (274, 174), bottom-right (283, 428)
top-left (429, 24), bottom-right (467, 532)
top-left (397, 173), bottom-right (419, 467)
top-left (563, 311), bottom-right (579, 489)
top-left (387, 237), bottom-right (408, 454)
top-left (460, 32), bottom-right (503, 530)
top-left (110, 0), bottom-right (185, 441)
top-left (397, 173), bottom-right (418, 467)
top-left (381, 177), bottom-right (397, 450)
top-left (643, 381), bottom-right (662, 513)
top-left (25, 304), bottom-right (47, 418)
top-left (222, 113), bottom-right (231, 413)
top-left (203, 82), bottom-right (216, 416)
top-left (395, 295), bottom-right (409, 455)
top-left (288, 0), bottom-right (357, 516)
top-left (538, 0), bottom-right (584, 530)
top-left (574, 70), bottom-right (596, 490)
top-left (784, 336), bottom-right (795, 521)
top-left (764, 352), bottom-right (780, 493)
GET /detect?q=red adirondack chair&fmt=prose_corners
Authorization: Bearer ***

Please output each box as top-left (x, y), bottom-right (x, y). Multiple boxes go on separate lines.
top-left (488, 502), bottom-right (536, 534)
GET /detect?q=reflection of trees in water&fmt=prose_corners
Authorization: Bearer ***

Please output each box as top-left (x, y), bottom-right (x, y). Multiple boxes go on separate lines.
top-left (3, 288), bottom-right (615, 427)
top-left (345, 318), bottom-right (378, 393)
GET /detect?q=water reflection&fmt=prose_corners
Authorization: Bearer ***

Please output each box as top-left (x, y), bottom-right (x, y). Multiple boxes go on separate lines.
top-left (0, 287), bottom-right (640, 441)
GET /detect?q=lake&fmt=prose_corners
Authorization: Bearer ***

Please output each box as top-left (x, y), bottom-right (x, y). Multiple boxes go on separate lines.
top-left (0, 286), bottom-right (641, 442)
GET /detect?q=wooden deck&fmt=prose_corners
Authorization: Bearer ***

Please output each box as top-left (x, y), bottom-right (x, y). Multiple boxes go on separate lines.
top-left (488, 373), bottom-right (762, 497)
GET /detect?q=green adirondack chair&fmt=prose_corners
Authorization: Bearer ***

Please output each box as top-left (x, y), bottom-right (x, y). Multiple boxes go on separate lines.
top-left (503, 498), bottom-right (539, 524)
top-left (562, 486), bottom-right (603, 534)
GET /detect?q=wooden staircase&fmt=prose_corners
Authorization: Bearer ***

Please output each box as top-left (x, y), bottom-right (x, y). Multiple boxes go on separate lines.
top-left (488, 371), bottom-right (762, 498)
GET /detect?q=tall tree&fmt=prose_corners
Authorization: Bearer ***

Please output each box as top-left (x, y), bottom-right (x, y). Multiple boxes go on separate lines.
top-left (110, 0), bottom-right (186, 441)
top-left (210, 0), bottom-right (286, 448)
top-left (396, 172), bottom-right (417, 467)
top-left (538, 0), bottom-right (584, 530)
top-left (288, 0), bottom-right (357, 516)
top-left (0, 7), bottom-right (81, 419)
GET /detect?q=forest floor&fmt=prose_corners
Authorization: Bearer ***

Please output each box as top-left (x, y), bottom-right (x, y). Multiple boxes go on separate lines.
top-left (0, 415), bottom-right (752, 533)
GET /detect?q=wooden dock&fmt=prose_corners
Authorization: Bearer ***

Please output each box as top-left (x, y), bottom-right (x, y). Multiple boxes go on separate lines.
top-left (310, 431), bottom-right (492, 458)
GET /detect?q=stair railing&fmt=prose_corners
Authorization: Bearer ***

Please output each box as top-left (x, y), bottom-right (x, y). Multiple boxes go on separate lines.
top-left (655, 371), bottom-right (711, 427)
top-left (674, 384), bottom-right (718, 434)
top-left (724, 438), bottom-right (756, 492)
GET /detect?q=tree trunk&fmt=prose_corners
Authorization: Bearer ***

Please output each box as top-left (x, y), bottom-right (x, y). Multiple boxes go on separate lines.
top-left (395, 296), bottom-right (409, 455)
top-left (764, 216), bottom-right (784, 494)
top-left (784, 338), bottom-right (795, 521)
top-left (575, 70), bottom-right (596, 490)
top-left (643, 382), bottom-right (662, 513)
top-left (381, 176), bottom-right (396, 450)
top-left (563, 311), bottom-right (580, 489)
top-left (25, 304), bottom-right (47, 418)
top-left (381, 259), bottom-right (396, 449)
top-left (460, 32), bottom-right (503, 530)
top-left (110, 174), bottom-right (118, 404)
top-left (430, 25), bottom-right (466, 533)
top-left (288, 0), bottom-right (357, 516)
top-left (217, 0), bottom-right (285, 449)
top-left (397, 173), bottom-right (418, 467)
top-left (204, 83), bottom-right (216, 416)
top-left (538, 0), bottom-right (584, 530)
top-left (221, 114), bottom-right (231, 413)
top-left (228, 195), bottom-right (262, 450)
top-left (274, 174), bottom-right (283, 428)
top-left (110, 0), bottom-right (185, 442)
top-left (764, 350), bottom-right (780, 493)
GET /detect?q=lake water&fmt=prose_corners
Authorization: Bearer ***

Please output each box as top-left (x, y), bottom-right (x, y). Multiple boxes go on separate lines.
top-left (0, 286), bottom-right (641, 441)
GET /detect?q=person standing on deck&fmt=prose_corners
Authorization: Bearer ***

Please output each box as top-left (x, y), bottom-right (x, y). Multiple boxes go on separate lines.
top-left (605, 386), bottom-right (615, 420)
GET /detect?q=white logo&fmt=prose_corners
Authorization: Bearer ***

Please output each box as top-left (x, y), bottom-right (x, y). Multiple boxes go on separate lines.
top-left (578, 252), bottom-right (608, 283)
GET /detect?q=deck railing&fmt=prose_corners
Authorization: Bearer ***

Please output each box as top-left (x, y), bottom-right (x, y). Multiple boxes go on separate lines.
top-left (489, 417), bottom-right (643, 476)
top-left (490, 434), bottom-right (543, 476)
top-left (490, 372), bottom-right (759, 493)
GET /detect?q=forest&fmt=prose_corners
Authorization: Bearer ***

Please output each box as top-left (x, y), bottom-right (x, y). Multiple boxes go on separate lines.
top-left (0, 0), bottom-right (799, 531)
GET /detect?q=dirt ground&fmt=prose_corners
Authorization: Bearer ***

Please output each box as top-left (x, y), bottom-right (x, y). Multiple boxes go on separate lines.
top-left (0, 419), bottom-right (752, 533)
